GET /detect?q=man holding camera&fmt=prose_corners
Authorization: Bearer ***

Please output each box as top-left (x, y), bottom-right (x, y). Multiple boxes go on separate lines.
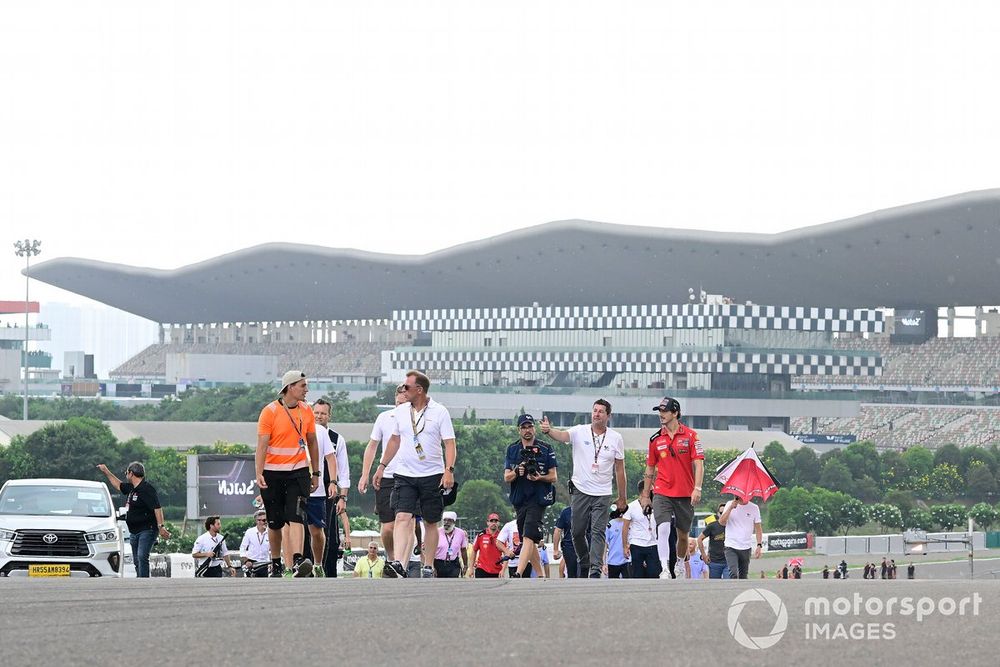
top-left (541, 400), bottom-right (626, 579)
top-left (503, 414), bottom-right (558, 578)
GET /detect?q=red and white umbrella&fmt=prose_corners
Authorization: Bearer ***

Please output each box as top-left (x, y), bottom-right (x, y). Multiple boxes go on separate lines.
top-left (714, 445), bottom-right (782, 502)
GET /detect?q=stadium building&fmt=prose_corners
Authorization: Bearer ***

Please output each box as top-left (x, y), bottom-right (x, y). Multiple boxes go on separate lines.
top-left (26, 189), bottom-right (1000, 448)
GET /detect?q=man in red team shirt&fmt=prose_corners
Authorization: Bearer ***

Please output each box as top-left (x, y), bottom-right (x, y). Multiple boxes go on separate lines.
top-left (639, 397), bottom-right (704, 564)
top-left (468, 512), bottom-right (505, 578)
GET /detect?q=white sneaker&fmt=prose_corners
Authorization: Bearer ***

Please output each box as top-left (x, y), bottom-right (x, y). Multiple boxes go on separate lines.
top-left (659, 571), bottom-right (672, 579)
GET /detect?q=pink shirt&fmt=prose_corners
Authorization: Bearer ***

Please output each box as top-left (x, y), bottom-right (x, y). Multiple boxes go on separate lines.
top-left (435, 527), bottom-right (468, 561)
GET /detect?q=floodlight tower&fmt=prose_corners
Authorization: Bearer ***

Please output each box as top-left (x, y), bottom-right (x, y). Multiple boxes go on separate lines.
top-left (13, 239), bottom-right (41, 420)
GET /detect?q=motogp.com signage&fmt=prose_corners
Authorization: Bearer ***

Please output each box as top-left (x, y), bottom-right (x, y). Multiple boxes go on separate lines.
top-left (767, 532), bottom-right (809, 551)
top-left (186, 454), bottom-right (258, 519)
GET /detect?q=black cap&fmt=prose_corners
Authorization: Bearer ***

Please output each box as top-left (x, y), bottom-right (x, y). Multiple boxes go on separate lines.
top-left (517, 414), bottom-right (535, 427)
top-left (653, 397), bottom-right (681, 413)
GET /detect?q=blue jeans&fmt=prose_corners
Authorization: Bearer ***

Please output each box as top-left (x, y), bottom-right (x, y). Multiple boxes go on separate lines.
top-left (129, 528), bottom-right (157, 578)
top-left (708, 560), bottom-right (730, 580)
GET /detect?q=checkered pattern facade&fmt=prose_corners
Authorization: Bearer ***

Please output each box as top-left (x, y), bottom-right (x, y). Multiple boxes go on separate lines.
top-left (391, 304), bottom-right (883, 333)
top-left (391, 349), bottom-right (881, 376)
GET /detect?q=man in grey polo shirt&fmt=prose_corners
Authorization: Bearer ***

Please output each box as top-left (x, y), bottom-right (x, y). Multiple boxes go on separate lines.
top-left (541, 399), bottom-right (627, 579)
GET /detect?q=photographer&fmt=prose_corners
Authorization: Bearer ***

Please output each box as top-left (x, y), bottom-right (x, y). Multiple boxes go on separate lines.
top-left (503, 414), bottom-right (558, 578)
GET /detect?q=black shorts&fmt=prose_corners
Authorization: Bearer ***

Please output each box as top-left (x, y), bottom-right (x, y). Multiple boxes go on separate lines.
top-left (260, 469), bottom-right (310, 529)
top-left (652, 494), bottom-right (694, 535)
top-left (375, 480), bottom-right (396, 524)
top-left (390, 473), bottom-right (444, 524)
top-left (433, 558), bottom-right (462, 578)
top-left (515, 503), bottom-right (545, 543)
top-left (475, 568), bottom-right (500, 578)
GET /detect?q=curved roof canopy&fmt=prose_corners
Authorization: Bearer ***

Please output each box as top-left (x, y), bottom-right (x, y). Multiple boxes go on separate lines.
top-left (29, 190), bottom-right (1000, 324)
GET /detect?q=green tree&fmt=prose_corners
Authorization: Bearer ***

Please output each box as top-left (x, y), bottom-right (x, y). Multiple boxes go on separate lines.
top-left (929, 504), bottom-right (967, 530)
top-left (965, 461), bottom-right (997, 502)
top-left (836, 498), bottom-right (867, 536)
top-left (882, 489), bottom-right (917, 521)
top-left (932, 443), bottom-right (962, 471)
top-left (865, 503), bottom-right (903, 533)
top-left (818, 458), bottom-right (854, 495)
top-left (767, 487), bottom-right (817, 531)
top-left (761, 442), bottom-right (795, 487)
top-left (960, 446), bottom-right (997, 477)
top-left (879, 450), bottom-right (910, 491)
top-left (842, 441), bottom-right (881, 483)
top-left (450, 479), bottom-right (512, 532)
top-left (810, 487), bottom-right (851, 534)
top-left (902, 447), bottom-right (934, 480)
top-left (906, 509), bottom-right (935, 530)
top-left (968, 502), bottom-right (1000, 530)
top-left (790, 447), bottom-right (821, 486)
top-left (802, 507), bottom-right (833, 535)
top-left (927, 464), bottom-right (963, 500)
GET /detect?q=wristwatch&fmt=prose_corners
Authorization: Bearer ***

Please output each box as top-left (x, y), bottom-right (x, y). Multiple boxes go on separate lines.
top-left (447, 466), bottom-right (455, 473)
top-left (757, 543), bottom-right (763, 548)
top-left (311, 471), bottom-right (321, 477)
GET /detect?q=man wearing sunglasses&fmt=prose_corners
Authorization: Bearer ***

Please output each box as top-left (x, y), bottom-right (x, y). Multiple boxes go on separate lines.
top-left (240, 510), bottom-right (272, 577)
top-left (374, 370), bottom-right (457, 578)
top-left (639, 397), bottom-right (704, 570)
top-left (541, 400), bottom-right (627, 579)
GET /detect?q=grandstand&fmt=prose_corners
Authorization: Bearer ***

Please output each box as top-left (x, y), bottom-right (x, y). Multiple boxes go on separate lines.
top-left (790, 405), bottom-right (1000, 449)
top-left (26, 189), bottom-right (1000, 444)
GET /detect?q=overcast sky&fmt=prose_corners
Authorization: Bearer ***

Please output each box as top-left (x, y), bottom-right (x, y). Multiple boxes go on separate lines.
top-left (3, 1), bottom-right (1000, 307)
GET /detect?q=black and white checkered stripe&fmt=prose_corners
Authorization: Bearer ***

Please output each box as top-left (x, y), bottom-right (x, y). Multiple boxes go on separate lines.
top-left (391, 349), bottom-right (882, 376)
top-left (390, 304), bottom-right (883, 333)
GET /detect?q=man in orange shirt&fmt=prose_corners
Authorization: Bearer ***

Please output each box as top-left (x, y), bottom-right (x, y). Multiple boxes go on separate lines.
top-left (256, 370), bottom-right (320, 577)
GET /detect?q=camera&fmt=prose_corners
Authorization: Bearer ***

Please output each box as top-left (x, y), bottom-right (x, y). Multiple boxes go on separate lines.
top-left (518, 445), bottom-right (542, 477)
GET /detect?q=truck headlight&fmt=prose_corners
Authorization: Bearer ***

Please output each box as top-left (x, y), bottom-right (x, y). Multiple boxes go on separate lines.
top-left (85, 530), bottom-right (118, 543)
top-left (0, 528), bottom-right (15, 542)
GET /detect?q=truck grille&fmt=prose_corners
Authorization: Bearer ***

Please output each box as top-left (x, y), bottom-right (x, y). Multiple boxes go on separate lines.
top-left (11, 530), bottom-right (89, 557)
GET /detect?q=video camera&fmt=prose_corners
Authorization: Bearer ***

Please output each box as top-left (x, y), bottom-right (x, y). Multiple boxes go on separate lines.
top-left (517, 445), bottom-right (542, 477)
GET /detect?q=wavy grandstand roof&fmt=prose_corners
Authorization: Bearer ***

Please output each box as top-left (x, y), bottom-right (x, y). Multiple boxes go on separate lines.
top-left (28, 189), bottom-right (1000, 324)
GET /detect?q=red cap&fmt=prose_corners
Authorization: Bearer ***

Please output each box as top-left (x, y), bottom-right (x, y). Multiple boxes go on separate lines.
top-left (487, 513), bottom-right (500, 520)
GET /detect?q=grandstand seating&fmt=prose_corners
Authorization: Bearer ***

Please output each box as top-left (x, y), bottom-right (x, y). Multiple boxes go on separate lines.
top-left (795, 336), bottom-right (1000, 387)
top-left (790, 405), bottom-right (1000, 449)
top-left (110, 342), bottom-right (387, 380)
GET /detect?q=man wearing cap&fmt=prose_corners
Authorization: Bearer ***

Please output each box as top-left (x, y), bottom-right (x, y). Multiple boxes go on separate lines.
top-left (433, 511), bottom-right (468, 578)
top-left (503, 414), bottom-right (558, 578)
top-left (374, 370), bottom-right (457, 578)
top-left (358, 384), bottom-right (408, 560)
top-left (639, 397), bottom-right (704, 572)
top-left (255, 370), bottom-right (321, 577)
top-left (541, 400), bottom-right (626, 579)
top-left (469, 513), bottom-right (505, 578)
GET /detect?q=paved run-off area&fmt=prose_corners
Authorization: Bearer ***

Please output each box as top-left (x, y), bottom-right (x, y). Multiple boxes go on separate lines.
top-left (2, 577), bottom-right (999, 666)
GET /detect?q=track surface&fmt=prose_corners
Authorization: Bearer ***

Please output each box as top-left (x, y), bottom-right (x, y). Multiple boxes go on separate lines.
top-left (4, 576), bottom-right (999, 666)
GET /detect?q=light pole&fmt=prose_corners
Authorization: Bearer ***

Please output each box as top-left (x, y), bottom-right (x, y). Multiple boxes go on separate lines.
top-left (13, 239), bottom-right (41, 420)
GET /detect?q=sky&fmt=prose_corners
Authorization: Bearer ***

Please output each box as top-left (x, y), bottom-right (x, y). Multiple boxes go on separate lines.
top-left (3, 1), bottom-right (1000, 308)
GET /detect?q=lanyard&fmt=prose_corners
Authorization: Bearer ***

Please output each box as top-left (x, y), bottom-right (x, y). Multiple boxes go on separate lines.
top-left (256, 530), bottom-right (266, 546)
top-left (280, 401), bottom-right (305, 447)
top-left (591, 428), bottom-right (606, 464)
top-left (410, 405), bottom-right (428, 438)
top-left (444, 530), bottom-right (457, 558)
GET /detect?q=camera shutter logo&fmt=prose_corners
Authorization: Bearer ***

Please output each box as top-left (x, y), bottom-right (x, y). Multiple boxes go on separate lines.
top-left (727, 588), bottom-right (788, 650)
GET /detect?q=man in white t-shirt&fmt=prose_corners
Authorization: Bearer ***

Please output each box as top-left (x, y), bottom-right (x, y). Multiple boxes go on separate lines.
top-left (541, 399), bottom-right (626, 578)
top-left (622, 480), bottom-right (661, 579)
top-left (313, 398), bottom-right (353, 577)
top-left (358, 385), bottom-right (408, 558)
top-left (239, 510), bottom-right (271, 577)
top-left (496, 518), bottom-right (523, 578)
top-left (719, 496), bottom-right (762, 579)
top-left (374, 370), bottom-right (457, 578)
top-left (298, 400), bottom-right (340, 578)
top-left (192, 516), bottom-right (236, 578)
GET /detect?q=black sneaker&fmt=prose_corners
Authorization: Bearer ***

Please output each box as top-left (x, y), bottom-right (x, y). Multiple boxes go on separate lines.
top-left (293, 558), bottom-right (313, 578)
top-left (384, 560), bottom-right (407, 578)
top-left (510, 572), bottom-right (521, 578)
top-left (270, 562), bottom-right (284, 578)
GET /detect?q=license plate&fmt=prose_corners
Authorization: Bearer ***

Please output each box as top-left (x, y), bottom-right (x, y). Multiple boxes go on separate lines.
top-left (28, 564), bottom-right (71, 577)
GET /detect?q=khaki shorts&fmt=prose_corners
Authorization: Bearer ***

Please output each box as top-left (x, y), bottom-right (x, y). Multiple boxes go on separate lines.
top-left (652, 494), bottom-right (694, 535)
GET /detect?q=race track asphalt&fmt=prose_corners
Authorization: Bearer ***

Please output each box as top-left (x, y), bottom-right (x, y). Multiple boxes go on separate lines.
top-left (3, 576), bottom-right (998, 666)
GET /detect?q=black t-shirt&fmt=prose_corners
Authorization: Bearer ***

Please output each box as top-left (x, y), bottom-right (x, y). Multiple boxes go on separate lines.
top-left (700, 520), bottom-right (726, 563)
top-left (120, 480), bottom-right (161, 533)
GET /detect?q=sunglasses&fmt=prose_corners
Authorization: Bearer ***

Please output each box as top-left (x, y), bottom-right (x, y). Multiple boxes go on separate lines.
top-left (368, 546), bottom-right (378, 550)
top-left (488, 519), bottom-right (500, 522)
